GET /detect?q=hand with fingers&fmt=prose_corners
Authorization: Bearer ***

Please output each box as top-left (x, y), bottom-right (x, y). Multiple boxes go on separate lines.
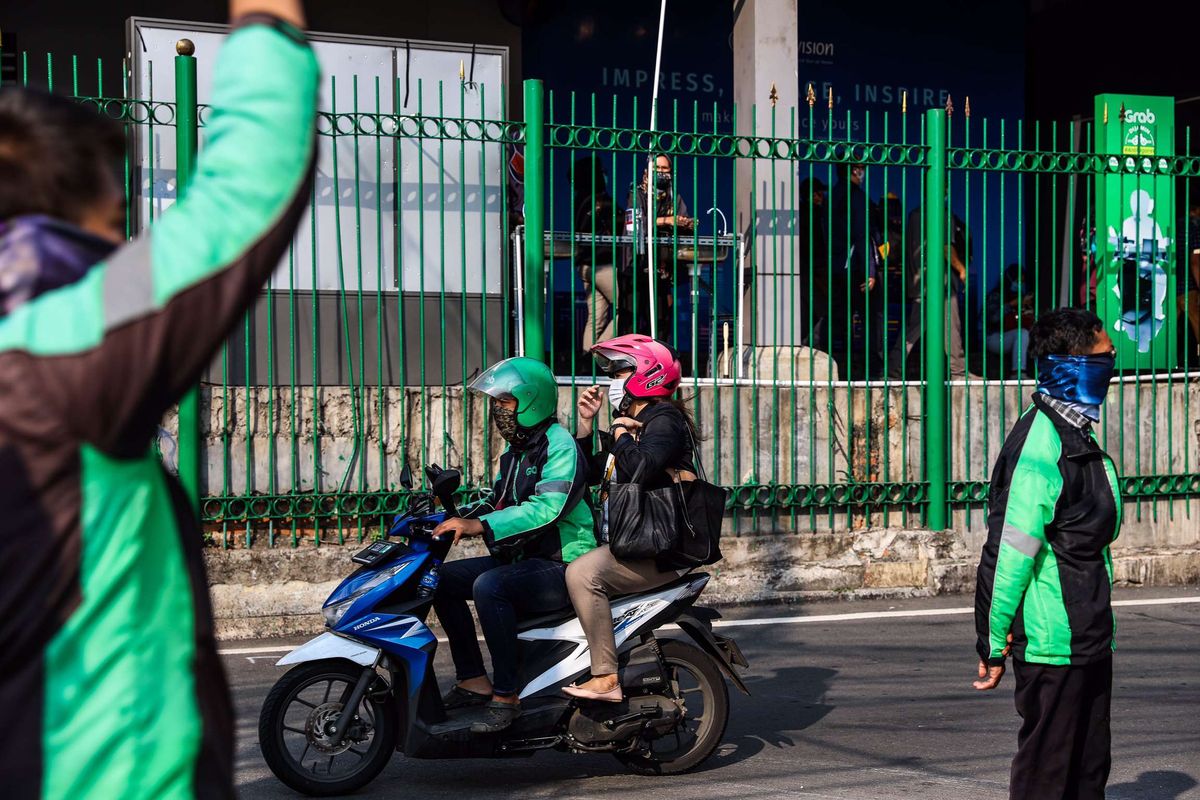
top-left (432, 517), bottom-right (484, 546)
top-left (973, 633), bottom-right (1013, 691)
top-left (610, 416), bottom-right (643, 440)
top-left (576, 385), bottom-right (604, 437)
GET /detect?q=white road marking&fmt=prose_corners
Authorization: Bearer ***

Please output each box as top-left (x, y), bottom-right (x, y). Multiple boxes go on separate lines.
top-left (217, 595), bottom-right (1200, 656)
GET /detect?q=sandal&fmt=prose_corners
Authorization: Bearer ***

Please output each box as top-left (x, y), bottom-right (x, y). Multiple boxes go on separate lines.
top-left (469, 700), bottom-right (522, 733)
top-left (441, 685), bottom-right (491, 709)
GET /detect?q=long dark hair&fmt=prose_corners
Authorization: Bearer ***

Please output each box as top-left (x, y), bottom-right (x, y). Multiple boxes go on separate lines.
top-left (645, 395), bottom-right (700, 441)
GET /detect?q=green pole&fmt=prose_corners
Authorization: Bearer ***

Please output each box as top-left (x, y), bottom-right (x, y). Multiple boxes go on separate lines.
top-left (175, 39), bottom-right (201, 512)
top-left (923, 108), bottom-right (948, 530)
top-left (522, 79), bottom-right (546, 360)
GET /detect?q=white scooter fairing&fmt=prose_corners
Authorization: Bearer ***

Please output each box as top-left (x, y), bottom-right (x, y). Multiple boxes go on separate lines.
top-left (276, 573), bottom-right (710, 700)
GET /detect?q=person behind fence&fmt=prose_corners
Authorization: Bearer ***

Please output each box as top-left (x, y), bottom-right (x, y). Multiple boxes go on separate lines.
top-left (0, 1), bottom-right (314, 796)
top-left (574, 155), bottom-right (623, 353)
top-left (623, 155), bottom-right (693, 336)
top-left (1178, 200), bottom-right (1200, 365)
top-left (985, 263), bottom-right (1034, 378)
top-left (797, 176), bottom-right (828, 335)
top-left (972, 307), bottom-right (1120, 800)
top-left (886, 203), bottom-right (973, 379)
top-left (562, 334), bottom-right (696, 702)
top-left (815, 162), bottom-right (885, 379)
top-left (431, 357), bottom-right (596, 733)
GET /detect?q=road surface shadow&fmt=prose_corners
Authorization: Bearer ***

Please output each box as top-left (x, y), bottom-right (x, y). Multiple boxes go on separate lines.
top-left (692, 664), bottom-right (838, 773)
top-left (1110, 770), bottom-right (1199, 800)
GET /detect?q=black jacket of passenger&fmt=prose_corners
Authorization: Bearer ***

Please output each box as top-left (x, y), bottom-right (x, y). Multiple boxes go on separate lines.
top-left (578, 402), bottom-right (696, 488)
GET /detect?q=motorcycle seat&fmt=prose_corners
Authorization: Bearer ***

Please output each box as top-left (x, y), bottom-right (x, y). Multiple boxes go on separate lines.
top-left (516, 607), bottom-right (576, 632)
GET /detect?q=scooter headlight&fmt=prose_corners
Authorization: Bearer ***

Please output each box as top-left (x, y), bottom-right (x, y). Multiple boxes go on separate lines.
top-left (322, 559), bottom-right (414, 628)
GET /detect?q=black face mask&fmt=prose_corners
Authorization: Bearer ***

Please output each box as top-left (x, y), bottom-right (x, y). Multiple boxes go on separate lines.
top-left (491, 403), bottom-right (544, 449)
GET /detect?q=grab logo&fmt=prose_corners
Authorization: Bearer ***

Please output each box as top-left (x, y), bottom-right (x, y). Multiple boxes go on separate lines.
top-left (1124, 108), bottom-right (1156, 124)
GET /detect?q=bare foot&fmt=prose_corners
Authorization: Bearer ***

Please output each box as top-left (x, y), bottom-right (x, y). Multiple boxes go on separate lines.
top-left (458, 676), bottom-right (493, 695)
top-left (576, 674), bottom-right (619, 693)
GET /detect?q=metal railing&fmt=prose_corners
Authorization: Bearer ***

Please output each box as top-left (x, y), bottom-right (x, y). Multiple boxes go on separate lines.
top-left (6, 46), bottom-right (1198, 545)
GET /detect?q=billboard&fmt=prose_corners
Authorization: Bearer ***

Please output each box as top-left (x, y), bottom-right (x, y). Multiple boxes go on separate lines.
top-left (1094, 94), bottom-right (1176, 370)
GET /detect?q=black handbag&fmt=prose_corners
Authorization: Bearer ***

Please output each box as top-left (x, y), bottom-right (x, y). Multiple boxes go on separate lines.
top-left (606, 460), bottom-right (681, 560)
top-left (658, 431), bottom-right (727, 569)
top-left (607, 428), bottom-right (727, 566)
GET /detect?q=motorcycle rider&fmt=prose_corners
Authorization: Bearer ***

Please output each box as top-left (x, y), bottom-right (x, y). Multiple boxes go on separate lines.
top-left (0, 1), bottom-right (316, 796)
top-left (432, 357), bottom-right (596, 733)
top-left (564, 334), bottom-right (698, 702)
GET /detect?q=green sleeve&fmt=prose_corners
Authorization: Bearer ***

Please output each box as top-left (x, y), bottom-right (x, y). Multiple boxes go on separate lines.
top-left (987, 412), bottom-right (1063, 661)
top-left (483, 427), bottom-right (584, 541)
top-left (2, 24), bottom-right (318, 456)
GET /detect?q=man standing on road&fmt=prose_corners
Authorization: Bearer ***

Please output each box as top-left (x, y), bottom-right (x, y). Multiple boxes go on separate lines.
top-left (0, 0), bottom-right (315, 797)
top-left (973, 307), bottom-right (1121, 800)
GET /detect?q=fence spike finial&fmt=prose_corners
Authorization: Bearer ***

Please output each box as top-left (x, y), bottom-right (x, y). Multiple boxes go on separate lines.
top-left (902, 90), bottom-right (907, 114)
top-left (1119, 102), bottom-right (1126, 122)
top-left (458, 59), bottom-right (465, 82)
top-left (806, 83), bottom-right (816, 108)
top-left (1103, 102), bottom-right (1108, 124)
top-left (946, 94), bottom-right (954, 117)
top-left (176, 38), bottom-right (195, 57)
top-left (828, 86), bottom-right (834, 109)
top-left (965, 96), bottom-right (971, 118)
top-left (769, 82), bottom-right (778, 108)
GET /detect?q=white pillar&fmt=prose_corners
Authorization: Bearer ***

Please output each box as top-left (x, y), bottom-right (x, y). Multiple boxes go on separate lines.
top-left (733, 0), bottom-right (800, 350)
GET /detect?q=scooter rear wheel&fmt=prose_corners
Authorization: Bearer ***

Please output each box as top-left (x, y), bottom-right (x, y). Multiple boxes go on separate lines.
top-left (615, 638), bottom-right (730, 775)
top-left (259, 659), bottom-right (397, 797)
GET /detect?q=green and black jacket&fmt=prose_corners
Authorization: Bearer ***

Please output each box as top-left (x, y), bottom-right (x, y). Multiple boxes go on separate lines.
top-left (477, 422), bottom-right (596, 564)
top-left (0, 21), bottom-right (317, 800)
top-left (974, 393), bottom-right (1123, 667)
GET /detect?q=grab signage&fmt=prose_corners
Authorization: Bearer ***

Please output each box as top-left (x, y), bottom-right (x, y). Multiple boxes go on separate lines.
top-left (1094, 93), bottom-right (1176, 370)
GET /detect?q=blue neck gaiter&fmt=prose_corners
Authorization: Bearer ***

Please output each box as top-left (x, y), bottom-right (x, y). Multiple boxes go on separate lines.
top-left (1037, 353), bottom-right (1116, 419)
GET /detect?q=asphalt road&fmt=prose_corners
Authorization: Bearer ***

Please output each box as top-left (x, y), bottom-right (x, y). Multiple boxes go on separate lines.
top-left (225, 587), bottom-right (1200, 799)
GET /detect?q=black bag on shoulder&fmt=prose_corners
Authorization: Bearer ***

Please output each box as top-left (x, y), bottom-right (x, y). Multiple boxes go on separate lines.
top-left (657, 432), bottom-right (726, 569)
top-left (606, 461), bottom-right (681, 560)
top-left (607, 429), bottom-right (727, 567)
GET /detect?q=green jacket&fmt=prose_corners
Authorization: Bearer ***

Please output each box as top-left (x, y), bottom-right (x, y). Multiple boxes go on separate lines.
top-left (0, 20), bottom-right (317, 799)
top-left (975, 393), bottom-right (1122, 667)
top-left (478, 422), bottom-right (596, 564)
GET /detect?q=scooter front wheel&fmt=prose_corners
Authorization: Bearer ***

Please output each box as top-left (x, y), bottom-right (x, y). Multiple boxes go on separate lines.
top-left (615, 638), bottom-right (730, 775)
top-left (259, 659), bottom-right (397, 797)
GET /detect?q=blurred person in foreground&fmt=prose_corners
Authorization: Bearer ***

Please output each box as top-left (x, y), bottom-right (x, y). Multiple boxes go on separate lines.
top-left (0, 0), bottom-right (316, 796)
top-left (973, 308), bottom-right (1121, 800)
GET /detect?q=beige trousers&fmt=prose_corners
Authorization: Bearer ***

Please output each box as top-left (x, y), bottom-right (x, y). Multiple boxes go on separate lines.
top-left (565, 545), bottom-right (680, 675)
top-left (580, 265), bottom-right (616, 352)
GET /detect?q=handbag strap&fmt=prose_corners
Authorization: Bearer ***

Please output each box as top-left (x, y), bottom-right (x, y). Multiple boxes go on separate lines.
top-left (684, 425), bottom-right (709, 483)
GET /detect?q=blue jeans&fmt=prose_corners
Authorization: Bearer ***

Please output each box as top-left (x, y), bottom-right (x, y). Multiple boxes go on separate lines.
top-left (432, 556), bottom-right (570, 697)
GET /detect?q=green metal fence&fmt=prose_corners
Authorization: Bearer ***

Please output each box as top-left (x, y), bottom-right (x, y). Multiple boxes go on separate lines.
top-left (7, 46), bottom-right (1199, 546)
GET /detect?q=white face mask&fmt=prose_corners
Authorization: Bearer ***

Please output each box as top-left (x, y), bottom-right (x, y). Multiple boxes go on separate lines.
top-left (607, 378), bottom-right (627, 411)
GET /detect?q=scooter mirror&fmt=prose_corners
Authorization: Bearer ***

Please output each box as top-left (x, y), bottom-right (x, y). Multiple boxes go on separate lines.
top-left (399, 463), bottom-right (414, 490)
top-left (431, 468), bottom-right (462, 517)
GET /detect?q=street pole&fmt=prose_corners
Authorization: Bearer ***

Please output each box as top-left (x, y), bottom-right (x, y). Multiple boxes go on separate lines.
top-left (923, 108), bottom-right (948, 531)
top-left (522, 79), bottom-right (546, 361)
top-left (175, 39), bottom-right (200, 512)
top-left (646, 0), bottom-right (668, 339)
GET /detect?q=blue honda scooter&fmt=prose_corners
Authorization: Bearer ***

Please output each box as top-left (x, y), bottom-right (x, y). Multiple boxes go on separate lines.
top-left (259, 465), bottom-right (748, 796)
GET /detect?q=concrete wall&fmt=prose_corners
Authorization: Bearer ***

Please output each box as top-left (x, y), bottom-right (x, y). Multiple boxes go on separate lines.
top-left (179, 373), bottom-right (1200, 548)
top-left (189, 373), bottom-right (1200, 639)
top-left (205, 528), bottom-right (1200, 640)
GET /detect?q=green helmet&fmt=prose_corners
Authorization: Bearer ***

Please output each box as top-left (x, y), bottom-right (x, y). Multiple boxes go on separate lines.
top-left (469, 357), bottom-right (558, 427)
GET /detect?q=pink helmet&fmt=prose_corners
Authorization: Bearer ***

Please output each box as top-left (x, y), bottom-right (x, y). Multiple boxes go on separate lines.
top-left (591, 334), bottom-right (682, 399)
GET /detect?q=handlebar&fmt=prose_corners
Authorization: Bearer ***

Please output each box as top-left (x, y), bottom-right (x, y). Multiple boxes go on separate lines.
top-left (425, 463), bottom-right (462, 518)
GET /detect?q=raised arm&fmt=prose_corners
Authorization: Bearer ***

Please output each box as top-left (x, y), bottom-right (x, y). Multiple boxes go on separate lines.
top-left (5, 3), bottom-right (317, 457)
